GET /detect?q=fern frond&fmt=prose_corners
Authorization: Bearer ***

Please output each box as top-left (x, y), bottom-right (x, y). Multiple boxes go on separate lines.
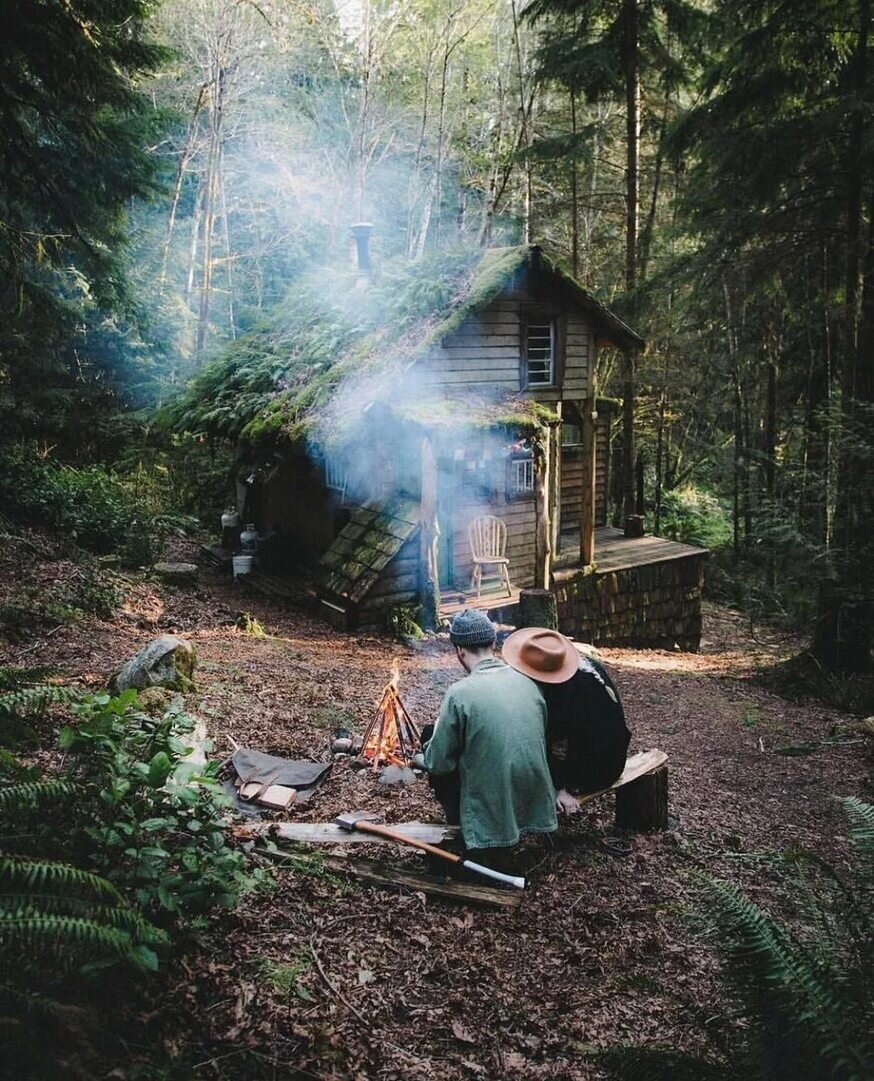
top-left (0, 666), bottom-right (56, 691)
top-left (1, 894), bottom-right (166, 943)
top-left (0, 856), bottom-right (122, 902)
top-left (840, 797), bottom-right (874, 857)
top-left (0, 913), bottom-right (132, 954)
top-left (0, 779), bottom-right (78, 812)
top-left (0, 980), bottom-right (69, 1019)
top-left (0, 684), bottom-right (80, 718)
top-left (695, 874), bottom-right (874, 1081)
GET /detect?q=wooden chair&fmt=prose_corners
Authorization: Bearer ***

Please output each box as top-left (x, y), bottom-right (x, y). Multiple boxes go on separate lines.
top-left (468, 515), bottom-right (512, 598)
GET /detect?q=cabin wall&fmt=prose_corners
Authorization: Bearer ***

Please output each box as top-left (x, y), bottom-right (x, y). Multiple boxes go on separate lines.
top-left (419, 290), bottom-right (594, 402)
top-left (251, 454), bottom-right (340, 567)
top-left (560, 409), bottom-right (610, 535)
top-left (552, 554), bottom-right (707, 651)
top-left (447, 489), bottom-right (537, 593)
top-left (355, 535), bottom-right (421, 631)
top-left (421, 298), bottom-right (521, 390)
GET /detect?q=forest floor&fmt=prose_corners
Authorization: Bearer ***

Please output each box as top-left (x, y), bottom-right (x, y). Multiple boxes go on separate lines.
top-left (1, 533), bottom-right (872, 1080)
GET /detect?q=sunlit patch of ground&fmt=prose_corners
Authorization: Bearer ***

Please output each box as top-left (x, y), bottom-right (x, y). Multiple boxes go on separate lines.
top-left (599, 602), bottom-right (806, 678)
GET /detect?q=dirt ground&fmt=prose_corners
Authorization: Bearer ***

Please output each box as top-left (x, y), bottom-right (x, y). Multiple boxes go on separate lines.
top-left (2, 539), bottom-right (871, 1080)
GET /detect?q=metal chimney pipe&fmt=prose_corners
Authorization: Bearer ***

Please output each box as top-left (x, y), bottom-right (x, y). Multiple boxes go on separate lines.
top-left (350, 222), bottom-right (373, 274)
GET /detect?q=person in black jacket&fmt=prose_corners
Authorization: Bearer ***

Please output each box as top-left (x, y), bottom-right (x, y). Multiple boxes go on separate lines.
top-left (502, 628), bottom-right (631, 815)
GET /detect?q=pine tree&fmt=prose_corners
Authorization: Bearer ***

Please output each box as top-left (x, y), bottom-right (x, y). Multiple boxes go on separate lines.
top-left (0, 0), bottom-right (165, 445)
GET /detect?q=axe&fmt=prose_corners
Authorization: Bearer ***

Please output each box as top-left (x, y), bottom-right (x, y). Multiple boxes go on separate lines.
top-left (334, 811), bottom-right (526, 890)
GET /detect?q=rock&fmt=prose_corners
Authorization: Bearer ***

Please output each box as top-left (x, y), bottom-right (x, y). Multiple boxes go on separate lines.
top-left (110, 635), bottom-right (197, 693)
top-left (378, 764), bottom-right (418, 787)
top-left (136, 686), bottom-right (173, 713)
top-left (153, 562), bottom-right (199, 585)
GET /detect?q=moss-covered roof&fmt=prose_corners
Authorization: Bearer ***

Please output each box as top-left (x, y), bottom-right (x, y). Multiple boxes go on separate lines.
top-left (319, 498), bottom-right (420, 603)
top-left (169, 245), bottom-right (642, 449)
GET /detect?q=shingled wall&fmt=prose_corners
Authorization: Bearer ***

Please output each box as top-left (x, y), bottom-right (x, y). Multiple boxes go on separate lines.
top-left (553, 553), bottom-right (707, 651)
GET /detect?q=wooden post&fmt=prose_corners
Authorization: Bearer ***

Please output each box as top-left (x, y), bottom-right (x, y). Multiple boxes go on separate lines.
top-left (517, 588), bottom-right (558, 629)
top-left (580, 398), bottom-right (597, 566)
top-left (614, 765), bottom-right (669, 831)
top-left (551, 408), bottom-right (562, 558)
top-left (533, 428), bottom-right (553, 589)
top-left (419, 437), bottom-right (440, 631)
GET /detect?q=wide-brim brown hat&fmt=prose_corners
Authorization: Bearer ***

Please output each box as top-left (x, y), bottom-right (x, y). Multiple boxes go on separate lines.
top-left (502, 627), bottom-right (580, 684)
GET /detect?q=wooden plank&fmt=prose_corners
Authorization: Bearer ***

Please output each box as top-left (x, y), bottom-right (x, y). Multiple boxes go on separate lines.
top-left (442, 333), bottom-right (520, 347)
top-left (421, 370), bottom-right (520, 386)
top-left (242, 821), bottom-right (460, 845)
top-left (438, 344), bottom-right (522, 359)
top-left (577, 748), bottom-right (669, 806)
top-left (321, 857), bottom-right (523, 909)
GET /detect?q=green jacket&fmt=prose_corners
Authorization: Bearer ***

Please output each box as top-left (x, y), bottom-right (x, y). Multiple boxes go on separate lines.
top-left (424, 657), bottom-right (558, 849)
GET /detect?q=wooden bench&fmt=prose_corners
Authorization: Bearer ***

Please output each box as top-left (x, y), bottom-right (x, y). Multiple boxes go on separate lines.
top-left (244, 748), bottom-right (670, 848)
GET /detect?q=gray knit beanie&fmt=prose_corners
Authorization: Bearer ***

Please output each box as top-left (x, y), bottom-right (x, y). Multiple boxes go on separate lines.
top-left (449, 609), bottom-right (496, 648)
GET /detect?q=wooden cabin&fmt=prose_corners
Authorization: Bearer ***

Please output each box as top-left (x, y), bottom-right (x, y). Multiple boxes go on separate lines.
top-left (204, 244), bottom-right (706, 648)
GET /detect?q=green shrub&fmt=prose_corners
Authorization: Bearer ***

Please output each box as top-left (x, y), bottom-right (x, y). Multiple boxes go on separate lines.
top-left (657, 485), bottom-right (732, 549)
top-left (0, 678), bottom-right (260, 1077)
top-left (59, 691), bottom-right (255, 919)
top-left (0, 444), bottom-right (197, 561)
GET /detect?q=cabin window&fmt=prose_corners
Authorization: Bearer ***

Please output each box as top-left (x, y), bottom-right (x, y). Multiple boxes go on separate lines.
top-left (507, 455), bottom-right (535, 499)
top-left (524, 321), bottom-right (555, 386)
top-left (324, 458), bottom-right (348, 499)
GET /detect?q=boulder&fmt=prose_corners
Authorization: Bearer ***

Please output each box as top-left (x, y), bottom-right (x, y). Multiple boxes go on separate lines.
top-left (110, 635), bottom-right (197, 693)
top-left (154, 561), bottom-right (199, 585)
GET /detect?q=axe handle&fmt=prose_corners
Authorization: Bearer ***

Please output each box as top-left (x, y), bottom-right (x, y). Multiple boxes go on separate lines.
top-left (349, 819), bottom-right (463, 863)
top-left (349, 820), bottom-right (527, 890)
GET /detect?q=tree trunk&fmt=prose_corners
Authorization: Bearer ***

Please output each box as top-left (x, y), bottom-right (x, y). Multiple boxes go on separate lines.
top-left (620, 0), bottom-right (640, 523)
top-left (615, 766), bottom-right (669, 832)
top-left (533, 432), bottom-right (553, 589)
top-left (517, 588), bottom-right (558, 630)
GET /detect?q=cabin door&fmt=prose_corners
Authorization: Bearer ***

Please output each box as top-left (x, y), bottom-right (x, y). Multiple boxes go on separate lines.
top-left (437, 460), bottom-right (455, 590)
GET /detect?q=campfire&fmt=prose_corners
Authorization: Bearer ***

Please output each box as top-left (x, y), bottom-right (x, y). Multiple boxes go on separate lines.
top-left (359, 661), bottom-right (421, 771)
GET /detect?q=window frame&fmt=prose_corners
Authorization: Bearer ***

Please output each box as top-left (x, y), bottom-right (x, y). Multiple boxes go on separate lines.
top-left (520, 310), bottom-right (564, 390)
top-left (323, 457), bottom-right (348, 499)
top-left (506, 454), bottom-right (535, 501)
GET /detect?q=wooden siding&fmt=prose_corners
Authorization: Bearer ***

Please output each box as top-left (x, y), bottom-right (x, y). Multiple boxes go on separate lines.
top-left (445, 490), bottom-right (537, 594)
top-left (419, 291), bottom-right (593, 400)
top-left (561, 409), bottom-right (610, 534)
top-left (421, 299), bottom-right (521, 390)
top-left (563, 312), bottom-right (591, 398)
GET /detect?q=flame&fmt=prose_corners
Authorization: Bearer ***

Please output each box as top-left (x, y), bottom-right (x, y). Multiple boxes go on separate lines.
top-left (360, 662), bottom-right (420, 771)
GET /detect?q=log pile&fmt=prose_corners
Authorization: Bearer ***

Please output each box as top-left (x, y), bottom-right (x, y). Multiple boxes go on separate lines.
top-left (553, 554), bottom-right (707, 651)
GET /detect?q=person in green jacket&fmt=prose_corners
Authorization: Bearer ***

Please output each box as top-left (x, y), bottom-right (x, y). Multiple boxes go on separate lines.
top-left (423, 609), bottom-right (557, 868)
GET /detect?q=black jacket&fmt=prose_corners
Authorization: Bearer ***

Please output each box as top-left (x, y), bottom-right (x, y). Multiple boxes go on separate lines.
top-left (539, 658), bottom-right (631, 794)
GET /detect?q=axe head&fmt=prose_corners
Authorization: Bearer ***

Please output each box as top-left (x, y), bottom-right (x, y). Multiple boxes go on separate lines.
top-left (335, 810), bottom-right (384, 831)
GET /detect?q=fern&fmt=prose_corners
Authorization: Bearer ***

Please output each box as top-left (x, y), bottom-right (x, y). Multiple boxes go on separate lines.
top-left (841, 796), bottom-right (874, 858)
top-left (693, 866), bottom-right (874, 1081)
top-left (0, 913), bottom-right (156, 969)
top-left (0, 666), bottom-right (56, 691)
top-left (0, 683), bottom-right (80, 718)
top-left (0, 779), bottom-right (77, 812)
top-left (0, 856), bottom-right (122, 901)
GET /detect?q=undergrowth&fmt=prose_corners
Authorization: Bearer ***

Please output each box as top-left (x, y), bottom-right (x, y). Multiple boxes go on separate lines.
top-left (0, 671), bottom-right (262, 1079)
top-left (595, 798), bottom-right (874, 1081)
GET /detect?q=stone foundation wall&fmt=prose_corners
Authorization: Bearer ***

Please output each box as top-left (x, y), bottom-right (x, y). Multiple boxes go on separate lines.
top-left (553, 554), bottom-right (707, 651)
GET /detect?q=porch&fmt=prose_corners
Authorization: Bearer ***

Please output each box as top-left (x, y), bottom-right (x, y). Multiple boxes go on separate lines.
top-left (438, 526), bottom-right (708, 650)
